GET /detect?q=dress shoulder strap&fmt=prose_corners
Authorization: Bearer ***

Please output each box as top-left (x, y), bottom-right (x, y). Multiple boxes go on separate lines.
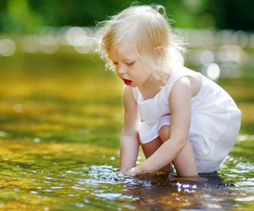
top-left (161, 66), bottom-right (201, 97)
top-left (168, 66), bottom-right (201, 86)
top-left (131, 66), bottom-right (201, 102)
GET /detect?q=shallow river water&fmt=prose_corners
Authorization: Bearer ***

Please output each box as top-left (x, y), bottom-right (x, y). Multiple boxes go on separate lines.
top-left (0, 53), bottom-right (254, 210)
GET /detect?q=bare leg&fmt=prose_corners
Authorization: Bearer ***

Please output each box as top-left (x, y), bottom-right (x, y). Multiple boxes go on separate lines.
top-left (173, 141), bottom-right (197, 176)
top-left (139, 137), bottom-right (173, 172)
top-left (159, 125), bottom-right (197, 176)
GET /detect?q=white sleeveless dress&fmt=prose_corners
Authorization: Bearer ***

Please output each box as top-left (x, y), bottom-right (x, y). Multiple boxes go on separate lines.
top-left (132, 66), bottom-right (241, 173)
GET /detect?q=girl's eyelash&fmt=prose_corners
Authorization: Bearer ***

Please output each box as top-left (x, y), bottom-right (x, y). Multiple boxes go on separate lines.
top-left (126, 62), bottom-right (135, 66)
top-left (112, 61), bottom-right (135, 66)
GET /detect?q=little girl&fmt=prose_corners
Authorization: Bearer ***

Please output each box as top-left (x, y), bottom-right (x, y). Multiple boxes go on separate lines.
top-left (98, 5), bottom-right (241, 176)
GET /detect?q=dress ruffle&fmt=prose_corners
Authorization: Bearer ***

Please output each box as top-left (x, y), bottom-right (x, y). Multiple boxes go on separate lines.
top-left (139, 115), bottom-right (171, 144)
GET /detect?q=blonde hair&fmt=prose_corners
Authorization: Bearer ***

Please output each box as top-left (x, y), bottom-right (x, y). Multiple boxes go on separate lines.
top-left (98, 5), bottom-right (186, 81)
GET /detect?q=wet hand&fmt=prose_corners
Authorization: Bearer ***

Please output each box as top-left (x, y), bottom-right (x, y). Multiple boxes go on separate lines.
top-left (124, 166), bottom-right (141, 175)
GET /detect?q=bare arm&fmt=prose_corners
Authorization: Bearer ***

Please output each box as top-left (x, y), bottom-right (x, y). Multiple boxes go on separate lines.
top-left (126, 77), bottom-right (198, 176)
top-left (120, 86), bottom-right (141, 171)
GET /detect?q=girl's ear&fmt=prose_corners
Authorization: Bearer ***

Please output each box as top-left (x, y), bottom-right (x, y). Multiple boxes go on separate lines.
top-left (154, 46), bottom-right (165, 61)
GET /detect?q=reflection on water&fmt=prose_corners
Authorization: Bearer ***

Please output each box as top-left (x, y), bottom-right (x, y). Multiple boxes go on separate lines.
top-left (0, 53), bottom-right (254, 210)
top-left (0, 150), bottom-right (253, 210)
top-left (122, 172), bottom-right (234, 210)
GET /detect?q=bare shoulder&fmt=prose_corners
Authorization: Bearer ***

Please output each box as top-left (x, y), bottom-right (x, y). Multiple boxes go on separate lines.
top-left (169, 77), bottom-right (193, 109)
top-left (123, 85), bottom-right (134, 101)
top-left (122, 85), bottom-right (137, 108)
top-left (123, 85), bottom-right (133, 97)
top-left (171, 77), bottom-right (192, 96)
top-left (172, 75), bottom-right (201, 98)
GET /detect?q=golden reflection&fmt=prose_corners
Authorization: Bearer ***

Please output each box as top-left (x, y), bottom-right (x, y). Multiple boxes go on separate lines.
top-left (0, 53), bottom-right (253, 210)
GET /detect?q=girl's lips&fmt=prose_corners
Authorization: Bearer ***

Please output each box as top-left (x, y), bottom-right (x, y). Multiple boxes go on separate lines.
top-left (123, 78), bottom-right (132, 85)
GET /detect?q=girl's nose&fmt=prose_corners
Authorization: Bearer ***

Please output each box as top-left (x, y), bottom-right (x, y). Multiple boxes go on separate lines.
top-left (117, 66), bottom-right (126, 74)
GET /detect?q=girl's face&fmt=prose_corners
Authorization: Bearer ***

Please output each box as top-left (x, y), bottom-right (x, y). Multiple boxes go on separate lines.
top-left (108, 43), bottom-right (153, 87)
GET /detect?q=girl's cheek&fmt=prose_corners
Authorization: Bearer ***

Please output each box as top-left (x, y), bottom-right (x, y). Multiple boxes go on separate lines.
top-left (116, 71), bottom-right (121, 78)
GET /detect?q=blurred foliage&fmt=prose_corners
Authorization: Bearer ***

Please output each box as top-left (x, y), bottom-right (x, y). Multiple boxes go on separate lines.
top-left (206, 0), bottom-right (254, 31)
top-left (0, 0), bottom-right (253, 33)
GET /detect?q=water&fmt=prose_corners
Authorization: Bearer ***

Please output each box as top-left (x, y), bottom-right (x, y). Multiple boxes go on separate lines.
top-left (0, 52), bottom-right (254, 210)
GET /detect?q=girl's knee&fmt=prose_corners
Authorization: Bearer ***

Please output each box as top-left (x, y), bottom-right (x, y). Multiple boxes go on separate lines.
top-left (159, 125), bottom-right (170, 142)
top-left (141, 137), bottom-right (162, 159)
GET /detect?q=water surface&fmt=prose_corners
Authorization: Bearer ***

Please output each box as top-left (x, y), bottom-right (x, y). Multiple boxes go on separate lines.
top-left (0, 52), bottom-right (254, 210)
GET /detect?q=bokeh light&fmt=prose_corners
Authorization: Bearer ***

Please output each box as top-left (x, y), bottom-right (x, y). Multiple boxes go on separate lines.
top-left (1, 27), bottom-right (254, 80)
top-left (0, 38), bottom-right (16, 56)
top-left (21, 35), bottom-right (39, 53)
top-left (200, 50), bottom-right (214, 65)
top-left (206, 63), bottom-right (220, 81)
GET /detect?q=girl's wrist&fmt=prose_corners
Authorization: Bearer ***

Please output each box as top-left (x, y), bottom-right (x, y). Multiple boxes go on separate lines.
top-left (125, 165), bottom-right (142, 175)
top-left (135, 165), bottom-right (141, 174)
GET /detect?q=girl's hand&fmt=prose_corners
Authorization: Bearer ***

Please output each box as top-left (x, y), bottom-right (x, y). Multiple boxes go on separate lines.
top-left (124, 166), bottom-right (141, 175)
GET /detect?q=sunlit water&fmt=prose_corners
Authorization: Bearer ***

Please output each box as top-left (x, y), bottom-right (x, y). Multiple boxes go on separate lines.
top-left (0, 53), bottom-right (254, 210)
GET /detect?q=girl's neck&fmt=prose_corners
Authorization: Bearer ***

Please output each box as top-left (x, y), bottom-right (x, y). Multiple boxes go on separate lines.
top-left (138, 75), bottom-right (168, 100)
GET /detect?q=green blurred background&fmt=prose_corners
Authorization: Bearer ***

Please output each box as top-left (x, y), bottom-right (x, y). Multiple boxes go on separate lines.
top-left (0, 1), bottom-right (254, 210)
top-left (0, 0), bottom-right (254, 134)
top-left (0, 0), bottom-right (254, 77)
top-left (0, 0), bottom-right (254, 33)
